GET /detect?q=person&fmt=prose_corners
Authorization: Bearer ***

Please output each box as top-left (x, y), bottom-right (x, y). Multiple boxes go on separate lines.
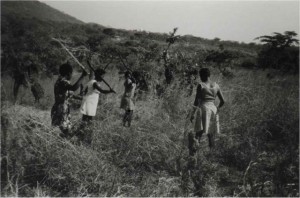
top-left (165, 63), bottom-right (174, 85)
top-left (51, 62), bottom-right (87, 138)
top-left (78, 68), bottom-right (114, 144)
top-left (189, 68), bottom-right (225, 155)
top-left (13, 60), bottom-right (31, 104)
top-left (162, 50), bottom-right (170, 64)
top-left (31, 78), bottom-right (44, 104)
top-left (120, 71), bottom-right (136, 127)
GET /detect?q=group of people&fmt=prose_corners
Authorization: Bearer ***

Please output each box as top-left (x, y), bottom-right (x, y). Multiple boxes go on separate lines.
top-left (51, 62), bottom-right (225, 152)
top-left (51, 63), bottom-right (136, 143)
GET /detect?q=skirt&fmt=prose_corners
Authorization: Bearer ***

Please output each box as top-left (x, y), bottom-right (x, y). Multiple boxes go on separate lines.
top-left (51, 103), bottom-right (71, 131)
top-left (194, 103), bottom-right (220, 135)
top-left (120, 96), bottom-right (135, 110)
top-left (80, 93), bottom-right (99, 116)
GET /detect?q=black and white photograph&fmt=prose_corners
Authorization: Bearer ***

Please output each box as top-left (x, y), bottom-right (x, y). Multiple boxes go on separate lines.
top-left (1, 0), bottom-right (299, 197)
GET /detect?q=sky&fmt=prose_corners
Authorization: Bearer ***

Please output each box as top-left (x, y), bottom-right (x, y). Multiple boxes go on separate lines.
top-left (43, 0), bottom-right (299, 43)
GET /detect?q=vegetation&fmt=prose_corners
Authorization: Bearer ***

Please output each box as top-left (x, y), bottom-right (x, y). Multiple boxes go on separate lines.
top-left (255, 31), bottom-right (299, 73)
top-left (1, 1), bottom-right (299, 197)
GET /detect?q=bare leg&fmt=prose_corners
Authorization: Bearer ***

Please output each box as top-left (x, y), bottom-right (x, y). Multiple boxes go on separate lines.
top-left (13, 81), bottom-right (21, 104)
top-left (128, 110), bottom-right (133, 127)
top-left (123, 110), bottom-right (132, 127)
top-left (188, 132), bottom-right (197, 156)
top-left (81, 115), bottom-right (93, 145)
top-left (195, 130), bottom-right (204, 143)
top-left (208, 133), bottom-right (215, 149)
top-left (122, 111), bottom-right (128, 126)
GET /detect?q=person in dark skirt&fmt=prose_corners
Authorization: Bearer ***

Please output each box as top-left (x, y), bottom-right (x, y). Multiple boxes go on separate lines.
top-left (51, 63), bottom-right (87, 138)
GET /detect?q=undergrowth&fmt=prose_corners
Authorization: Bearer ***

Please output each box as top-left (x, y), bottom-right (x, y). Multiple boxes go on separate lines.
top-left (1, 68), bottom-right (299, 197)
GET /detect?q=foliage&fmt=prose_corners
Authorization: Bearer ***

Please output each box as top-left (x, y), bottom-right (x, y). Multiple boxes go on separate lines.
top-left (205, 49), bottom-right (237, 77)
top-left (240, 58), bottom-right (257, 68)
top-left (1, 2), bottom-right (299, 197)
top-left (255, 31), bottom-right (299, 48)
top-left (1, 68), bottom-right (298, 197)
top-left (256, 31), bottom-right (299, 73)
top-left (103, 28), bottom-right (116, 37)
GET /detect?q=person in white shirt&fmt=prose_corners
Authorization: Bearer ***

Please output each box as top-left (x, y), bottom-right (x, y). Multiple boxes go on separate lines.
top-left (78, 68), bottom-right (114, 144)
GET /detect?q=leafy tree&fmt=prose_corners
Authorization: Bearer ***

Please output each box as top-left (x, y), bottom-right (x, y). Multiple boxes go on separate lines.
top-left (205, 49), bottom-right (236, 77)
top-left (255, 31), bottom-right (299, 73)
top-left (255, 31), bottom-right (299, 49)
top-left (86, 33), bottom-right (106, 51)
top-left (103, 28), bottom-right (116, 37)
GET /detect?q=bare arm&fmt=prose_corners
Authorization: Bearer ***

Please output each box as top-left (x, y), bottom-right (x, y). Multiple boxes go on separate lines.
top-left (69, 71), bottom-right (87, 92)
top-left (93, 82), bottom-right (113, 94)
top-left (193, 84), bottom-right (202, 107)
top-left (217, 87), bottom-right (225, 110)
top-left (189, 84), bottom-right (202, 121)
top-left (72, 94), bottom-right (83, 100)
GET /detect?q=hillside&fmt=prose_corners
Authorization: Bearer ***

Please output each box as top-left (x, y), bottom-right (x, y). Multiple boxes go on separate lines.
top-left (1, 68), bottom-right (299, 197)
top-left (1, 1), bottom-right (299, 197)
top-left (1, 0), bottom-right (83, 24)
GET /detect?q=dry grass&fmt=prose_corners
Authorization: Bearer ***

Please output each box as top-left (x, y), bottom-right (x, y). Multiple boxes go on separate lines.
top-left (1, 67), bottom-right (299, 197)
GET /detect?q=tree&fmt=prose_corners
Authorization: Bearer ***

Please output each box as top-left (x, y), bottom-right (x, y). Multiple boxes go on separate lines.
top-left (103, 28), bottom-right (116, 37)
top-left (255, 31), bottom-right (299, 49)
top-left (205, 49), bottom-right (236, 77)
top-left (255, 31), bottom-right (299, 73)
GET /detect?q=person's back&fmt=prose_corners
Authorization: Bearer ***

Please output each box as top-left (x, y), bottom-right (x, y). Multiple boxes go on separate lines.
top-left (120, 71), bottom-right (136, 127)
top-left (189, 68), bottom-right (225, 154)
top-left (123, 78), bottom-right (136, 98)
top-left (80, 79), bottom-right (100, 117)
top-left (54, 77), bottom-right (67, 103)
top-left (84, 79), bottom-right (100, 97)
top-left (198, 82), bottom-right (220, 104)
top-left (77, 69), bottom-right (113, 144)
top-left (80, 69), bottom-right (113, 118)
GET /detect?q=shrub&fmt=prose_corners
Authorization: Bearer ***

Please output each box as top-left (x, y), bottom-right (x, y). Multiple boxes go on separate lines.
top-left (240, 58), bottom-right (257, 68)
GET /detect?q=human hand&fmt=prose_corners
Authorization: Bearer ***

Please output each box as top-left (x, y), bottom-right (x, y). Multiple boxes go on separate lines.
top-left (110, 88), bottom-right (116, 93)
top-left (81, 69), bottom-right (88, 77)
top-left (190, 115), bottom-right (194, 123)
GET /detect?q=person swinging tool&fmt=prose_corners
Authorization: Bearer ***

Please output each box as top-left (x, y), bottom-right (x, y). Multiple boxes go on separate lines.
top-left (77, 68), bottom-right (114, 144)
top-left (120, 71), bottom-right (137, 127)
top-left (51, 62), bottom-right (87, 138)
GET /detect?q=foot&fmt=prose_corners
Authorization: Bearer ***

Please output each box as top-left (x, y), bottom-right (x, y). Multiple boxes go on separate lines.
top-left (194, 138), bottom-right (200, 149)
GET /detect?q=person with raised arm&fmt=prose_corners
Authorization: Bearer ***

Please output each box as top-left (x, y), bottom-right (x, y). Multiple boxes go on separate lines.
top-left (51, 62), bottom-right (87, 138)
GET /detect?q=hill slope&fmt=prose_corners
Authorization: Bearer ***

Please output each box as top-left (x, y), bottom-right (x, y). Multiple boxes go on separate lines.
top-left (1, 0), bottom-right (83, 24)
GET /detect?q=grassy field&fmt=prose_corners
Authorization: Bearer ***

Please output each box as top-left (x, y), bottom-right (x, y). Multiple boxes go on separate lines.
top-left (1, 67), bottom-right (299, 196)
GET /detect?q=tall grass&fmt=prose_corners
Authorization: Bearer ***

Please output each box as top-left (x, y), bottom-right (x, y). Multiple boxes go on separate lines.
top-left (1, 67), bottom-right (298, 196)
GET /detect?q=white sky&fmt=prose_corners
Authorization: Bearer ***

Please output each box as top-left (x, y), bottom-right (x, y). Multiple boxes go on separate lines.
top-left (43, 0), bottom-right (299, 43)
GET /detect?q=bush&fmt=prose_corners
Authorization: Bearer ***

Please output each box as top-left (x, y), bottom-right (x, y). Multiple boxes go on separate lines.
top-left (240, 58), bottom-right (257, 68)
top-left (103, 28), bottom-right (116, 37)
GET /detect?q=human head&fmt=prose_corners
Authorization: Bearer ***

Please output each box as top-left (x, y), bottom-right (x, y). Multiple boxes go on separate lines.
top-left (94, 68), bottom-right (106, 81)
top-left (89, 70), bottom-right (95, 80)
top-left (59, 63), bottom-right (73, 80)
top-left (199, 68), bottom-right (210, 82)
top-left (125, 71), bottom-right (132, 79)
